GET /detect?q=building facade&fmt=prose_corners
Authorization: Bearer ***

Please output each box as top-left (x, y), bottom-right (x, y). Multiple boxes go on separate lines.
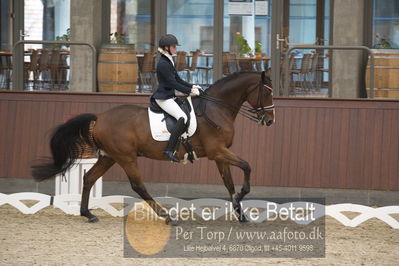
top-left (1, 0), bottom-right (399, 97)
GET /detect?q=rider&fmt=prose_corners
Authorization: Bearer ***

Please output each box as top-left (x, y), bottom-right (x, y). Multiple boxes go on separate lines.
top-left (151, 34), bottom-right (201, 163)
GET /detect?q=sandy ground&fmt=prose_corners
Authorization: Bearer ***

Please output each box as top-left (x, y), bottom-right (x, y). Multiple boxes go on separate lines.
top-left (1, 204), bottom-right (399, 266)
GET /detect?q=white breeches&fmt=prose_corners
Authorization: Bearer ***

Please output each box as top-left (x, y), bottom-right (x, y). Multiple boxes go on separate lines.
top-left (155, 98), bottom-right (188, 124)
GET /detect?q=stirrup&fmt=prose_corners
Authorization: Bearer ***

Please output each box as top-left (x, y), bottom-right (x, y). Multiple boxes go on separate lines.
top-left (163, 150), bottom-right (180, 163)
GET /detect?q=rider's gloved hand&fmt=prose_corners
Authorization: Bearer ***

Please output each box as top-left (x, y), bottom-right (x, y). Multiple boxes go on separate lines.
top-left (193, 85), bottom-right (202, 90)
top-left (190, 86), bottom-right (200, 96)
top-left (193, 85), bottom-right (204, 95)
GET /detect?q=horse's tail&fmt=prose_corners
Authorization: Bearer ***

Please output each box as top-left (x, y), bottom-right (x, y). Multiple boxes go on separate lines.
top-left (31, 113), bottom-right (97, 181)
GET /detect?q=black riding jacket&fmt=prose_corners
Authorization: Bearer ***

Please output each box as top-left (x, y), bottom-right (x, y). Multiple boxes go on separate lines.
top-left (151, 54), bottom-right (193, 99)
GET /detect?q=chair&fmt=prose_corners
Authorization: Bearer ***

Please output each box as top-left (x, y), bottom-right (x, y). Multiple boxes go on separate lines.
top-left (283, 52), bottom-right (297, 93)
top-left (49, 50), bottom-right (61, 90)
top-left (24, 50), bottom-right (40, 89)
top-left (308, 53), bottom-right (320, 90)
top-left (222, 52), bottom-right (232, 75)
top-left (196, 51), bottom-right (213, 87)
top-left (228, 52), bottom-right (240, 73)
top-left (222, 52), bottom-right (240, 76)
top-left (259, 53), bottom-right (269, 72)
top-left (187, 50), bottom-right (200, 83)
top-left (238, 57), bottom-right (255, 72)
top-left (139, 51), bottom-right (156, 93)
top-left (255, 58), bottom-right (263, 72)
top-left (57, 52), bottom-right (70, 90)
top-left (37, 49), bottom-right (50, 89)
top-left (175, 51), bottom-right (190, 82)
top-left (290, 53), bottom-right (312, 91)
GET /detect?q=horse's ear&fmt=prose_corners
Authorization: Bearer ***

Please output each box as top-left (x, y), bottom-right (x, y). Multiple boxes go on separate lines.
top-left (261, 71), bottom-right (266, 82)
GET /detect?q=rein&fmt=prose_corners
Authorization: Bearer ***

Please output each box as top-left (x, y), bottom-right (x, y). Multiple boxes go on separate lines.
top-left (197, 78), bottom-right (274, 125)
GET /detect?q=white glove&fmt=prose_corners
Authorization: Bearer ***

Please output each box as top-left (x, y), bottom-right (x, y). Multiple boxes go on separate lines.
top-left (193, 85), bottom-right (202, 90)
top-left (190, 87), bottom-right (200, 96)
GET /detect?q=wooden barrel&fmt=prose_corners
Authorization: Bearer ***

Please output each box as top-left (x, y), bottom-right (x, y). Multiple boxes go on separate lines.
top-left (97, 44), bottom-right (138, 92)
top-left (366, 53), bottom-right (399, 98)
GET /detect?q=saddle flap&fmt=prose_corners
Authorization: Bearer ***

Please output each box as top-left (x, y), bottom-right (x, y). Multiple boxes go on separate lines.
top-left (148, 96), bottom-right (197, 142)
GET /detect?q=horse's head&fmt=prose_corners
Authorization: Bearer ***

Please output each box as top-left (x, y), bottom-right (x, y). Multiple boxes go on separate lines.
top-left (245, 70), bottom-right (274, 126)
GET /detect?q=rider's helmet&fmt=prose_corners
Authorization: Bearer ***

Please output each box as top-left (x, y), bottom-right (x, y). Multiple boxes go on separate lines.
top-left (158, 34), bottom-right (180, 48)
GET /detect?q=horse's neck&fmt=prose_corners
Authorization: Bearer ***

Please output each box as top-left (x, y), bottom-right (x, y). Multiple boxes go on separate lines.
top-left (205, 75), bottom-right (256, 120)
top-left (206, 79), bottom-right (250, 109)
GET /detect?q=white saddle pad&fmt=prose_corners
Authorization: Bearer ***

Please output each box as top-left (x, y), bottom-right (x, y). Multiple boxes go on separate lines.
top-left (148, 96), bottom-right (197, 141)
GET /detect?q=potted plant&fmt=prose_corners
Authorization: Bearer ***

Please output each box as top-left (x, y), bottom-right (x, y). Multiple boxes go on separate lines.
top-left (255, 42), bottom-right (263, 58)
top-left (53, 28), bottom-right (71, 51)
top-left (110, 32), bottom-right (125, 44)
top-left (235, 33), bottom-right (252, 57)
top-left (373, 33), bottom-right (392, 49)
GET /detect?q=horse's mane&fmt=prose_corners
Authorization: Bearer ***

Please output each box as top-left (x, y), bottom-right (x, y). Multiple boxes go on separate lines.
top-left (208, 71), bottom-right (261, 90)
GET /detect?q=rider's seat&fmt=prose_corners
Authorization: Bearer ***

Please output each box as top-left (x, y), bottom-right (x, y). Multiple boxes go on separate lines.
top-left (149, 97), bottom-right (192, 133)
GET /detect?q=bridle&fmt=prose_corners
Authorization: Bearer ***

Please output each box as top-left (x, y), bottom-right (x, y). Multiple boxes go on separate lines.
top-left (198, 76), bottom-right (275, 124)
top-left (243, 78), bottom-right (274, 125)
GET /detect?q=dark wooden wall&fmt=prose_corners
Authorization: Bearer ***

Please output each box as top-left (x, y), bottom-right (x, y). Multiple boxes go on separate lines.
top-left (1, 91), bottom-right (398, 190)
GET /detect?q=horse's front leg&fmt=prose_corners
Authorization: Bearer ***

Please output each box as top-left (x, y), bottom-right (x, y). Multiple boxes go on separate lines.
top-left (214, 148), bottom-right (251, 222)
top-left (215, 161), bottom-right (247, 222)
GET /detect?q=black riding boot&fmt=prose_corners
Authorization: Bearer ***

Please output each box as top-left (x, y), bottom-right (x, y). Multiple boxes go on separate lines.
top-left (164, 117), bottom-right (186, 162)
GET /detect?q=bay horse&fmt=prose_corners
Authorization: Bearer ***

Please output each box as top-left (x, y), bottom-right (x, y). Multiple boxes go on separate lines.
top-left (32, 71), bottom-right (274, 224)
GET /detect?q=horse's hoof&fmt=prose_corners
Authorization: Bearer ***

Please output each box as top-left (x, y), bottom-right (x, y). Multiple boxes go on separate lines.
top-left (239, 214), bottom-right (249, 223)
top-left (88, 216), bottom-right (99, 223)
top-left (165, 216), bottom-right (178, 226)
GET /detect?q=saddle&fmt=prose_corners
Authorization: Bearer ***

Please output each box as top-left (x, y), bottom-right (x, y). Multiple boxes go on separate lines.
top-left (148, 97), bottom-right (198, 163)
top-left (149, 97), bottom-right (191, 133)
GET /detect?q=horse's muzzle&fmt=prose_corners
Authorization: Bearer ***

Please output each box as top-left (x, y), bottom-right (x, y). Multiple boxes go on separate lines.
top-left (259, 115), bottom-right (273, 126)
top-left (259, 112), bottom-right (274, 126)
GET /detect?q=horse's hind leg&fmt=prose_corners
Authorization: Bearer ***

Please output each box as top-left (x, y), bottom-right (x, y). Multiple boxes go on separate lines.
top-left (120, 159), bottom-right (171, 224)
top-left (80, 156), bottom-right (115, 223)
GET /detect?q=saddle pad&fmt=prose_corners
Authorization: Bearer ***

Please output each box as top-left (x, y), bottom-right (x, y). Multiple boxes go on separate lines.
top-left (148, 96), bottom-right (197, 141)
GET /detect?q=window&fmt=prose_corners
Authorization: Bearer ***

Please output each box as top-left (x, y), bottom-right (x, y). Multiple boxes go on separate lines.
top-left (0, 0), bottom-right (11, 51)
top-left (167, 0), bottom-right (215, 86)
top-left (110, 0), bottom-right (154, 51)
top-left (200, 26), bottom-right (213, 52)
top-left (223, 0), bottom-right (271, 75)
top-left (289, 0), bottom-right (317, 45)
top-left (167, 0), bottom-right (214, 53)
top-left (24, 0), bottom-right (70, 50)
top-left (373, 0), bottom-right (399, 48)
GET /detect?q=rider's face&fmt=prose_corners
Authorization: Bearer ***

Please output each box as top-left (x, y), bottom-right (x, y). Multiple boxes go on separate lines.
top-left (169, 45), bottom-right (177, 55)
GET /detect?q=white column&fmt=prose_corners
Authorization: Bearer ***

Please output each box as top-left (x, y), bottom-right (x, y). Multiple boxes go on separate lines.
top-left (242, 3), bottom-right (255, 53)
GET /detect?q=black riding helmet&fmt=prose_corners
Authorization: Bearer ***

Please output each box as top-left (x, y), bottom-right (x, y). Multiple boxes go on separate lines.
top-left (159, 34), bottom-right (180, 47)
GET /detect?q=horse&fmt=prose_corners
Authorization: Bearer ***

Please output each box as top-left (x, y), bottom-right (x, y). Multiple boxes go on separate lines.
top-left (31, 70), bottom-right (274, 224)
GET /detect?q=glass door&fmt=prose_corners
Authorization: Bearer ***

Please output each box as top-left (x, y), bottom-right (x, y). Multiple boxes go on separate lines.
top-left (0, 0), bottom-right (12, 51)
top-left (23, 0), bottom-right (70, 90)
top-left (272, 0), bottom-right (331, 96)
top-left (0, 0), bottom-right (13, 89)
top-left (11, 0), bottom-right (70, 90)
top-left (223, 0), bottom-right (271, 75)
top-left (166, 0), bottom-right (215, 87)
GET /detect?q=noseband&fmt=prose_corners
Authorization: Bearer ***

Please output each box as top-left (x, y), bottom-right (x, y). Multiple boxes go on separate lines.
top-left (245, 81), bottom-right (275, 113)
